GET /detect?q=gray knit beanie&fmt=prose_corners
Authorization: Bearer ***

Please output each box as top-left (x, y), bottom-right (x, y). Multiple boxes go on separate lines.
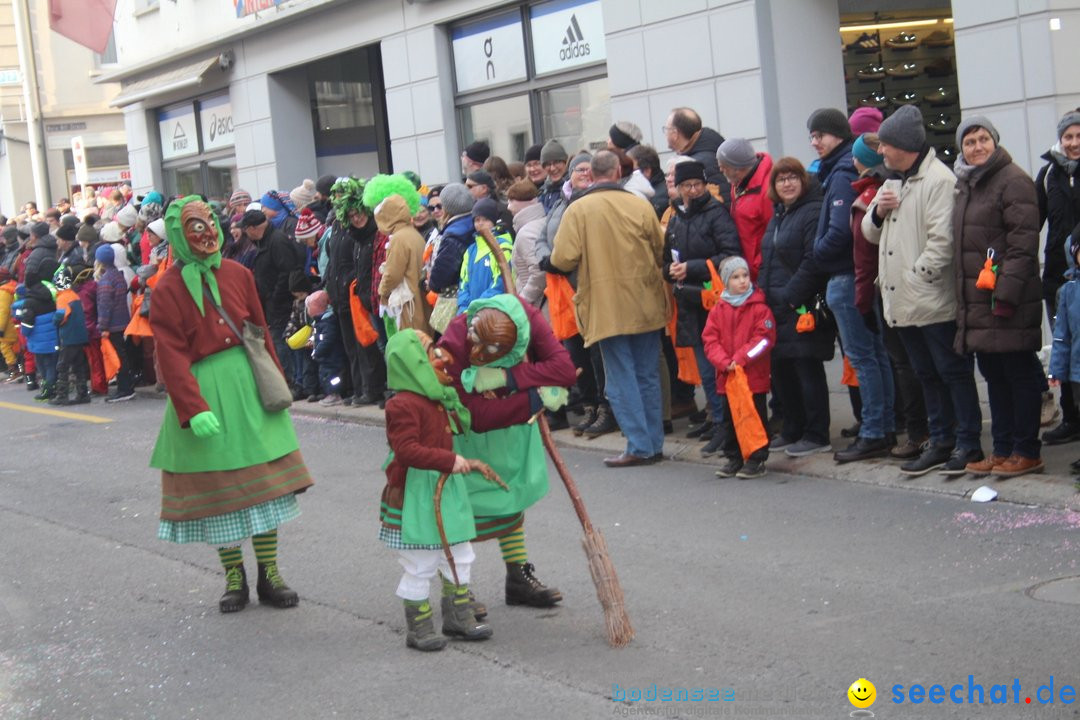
top-left (955, 115), bottom-right (1000, 149)
top-left (807, 108), bottom-right (852, 141)
top-left (1057, 111), bottom-right (1080, 140)
top-left (719, 256), bottom-right (749, 286)
top-left (439, 182), bottom-right (475, 218)
top-left (569, 152), bottom-right (592, 172)
top-left (716, 138), bottom-right (757, 168)
top-left (878, 105), bottom-right (926, 152)
top-left (540, 139), bottom-right (568, 165)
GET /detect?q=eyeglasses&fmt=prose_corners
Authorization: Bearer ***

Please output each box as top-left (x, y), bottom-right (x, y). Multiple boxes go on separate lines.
top-left (572, 166), bottom-right (591, 175)
top-left (542, 160), bottom-right (565, 169)
top-left (775, 174), bottom-right (801, 185)
top-left (809, 132), bottom-right (825, 143)
top-left (429, 203), bottom-right (443, 211)
top-left (661, 125), bottom-right (674, 134)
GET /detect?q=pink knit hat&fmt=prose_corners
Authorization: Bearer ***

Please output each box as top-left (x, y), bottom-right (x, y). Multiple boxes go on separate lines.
top-left (849, 107), bottom-right (883, 135)
top-left (305, 289), bottom-right (330, 317)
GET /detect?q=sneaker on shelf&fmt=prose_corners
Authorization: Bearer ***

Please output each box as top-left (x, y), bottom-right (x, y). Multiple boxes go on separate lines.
top-left (884, 31), bottom-right (920, 49)
top-left (886, 62), bottom-right (920, 78)
top-left (924, 87), bottom-right (955, 106)
top-left (922, 29), bottom-right (953, 47)
top-left (784, 439), bottom-right (832, 458)
top-left (924, 57), bottom-right (954, 77)
top-left (891, 90), bottom-right (921, 107)
top-left (855, 63), bottom-right (886, 81)
top-left (735, 460), bottom-right (767, 479)
top-left (925, 113), bottom-right (958, 134)
top-left (846, 31), bottom-right (880, 53)
top-left (858, 90), bottom-right (889, 109)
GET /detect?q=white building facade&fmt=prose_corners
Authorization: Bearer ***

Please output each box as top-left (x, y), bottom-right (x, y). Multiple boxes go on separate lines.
top-left (102, 0), bottom-right (1080, 203)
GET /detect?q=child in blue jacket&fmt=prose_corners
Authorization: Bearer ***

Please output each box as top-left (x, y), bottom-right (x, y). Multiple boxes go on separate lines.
top-left (12, 283), bottom-right (59, 401)
top-left (306, 290), bottom-right (346, 406)
top-left (1050, 229), bottom-right (1080, 473)
top-left (51, 265), bottom-right (91, 405)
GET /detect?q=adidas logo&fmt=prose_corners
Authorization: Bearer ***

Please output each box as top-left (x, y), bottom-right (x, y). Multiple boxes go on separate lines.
top-left (559, 14), bottom-right (591, 61)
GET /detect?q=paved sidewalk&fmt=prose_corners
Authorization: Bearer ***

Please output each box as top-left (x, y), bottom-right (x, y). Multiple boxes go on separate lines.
top-left (150, 386), bottom-right (1079, 512)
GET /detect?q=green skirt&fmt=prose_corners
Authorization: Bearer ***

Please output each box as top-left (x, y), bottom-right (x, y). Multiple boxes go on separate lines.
top-left (380, 453), bottom-right (477, 547)
top-left (150, 346), bottom-right (299, 473)
top-left (453, 423), bottom-right (548, 517)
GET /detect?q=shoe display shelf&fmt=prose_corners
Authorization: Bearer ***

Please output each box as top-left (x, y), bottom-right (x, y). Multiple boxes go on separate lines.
top-left (841, 17), bottom-right (960, 165)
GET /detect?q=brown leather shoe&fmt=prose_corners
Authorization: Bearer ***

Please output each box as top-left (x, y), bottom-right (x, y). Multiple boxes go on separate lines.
top-left (991, 455), bottom-right (1045, 478)
top-left (603, 453), bottom-right (653, 468)
top-left (965, 454), bottom-right (1008, 476)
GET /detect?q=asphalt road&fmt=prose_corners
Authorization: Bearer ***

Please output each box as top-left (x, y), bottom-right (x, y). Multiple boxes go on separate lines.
top-left (2, 383), bottom-right (1080, 720)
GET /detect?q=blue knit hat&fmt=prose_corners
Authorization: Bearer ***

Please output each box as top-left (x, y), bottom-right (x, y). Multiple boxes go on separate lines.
top-left (94, 244), bottom-right (114, 265)
top-left (852, 134), bottom-right (885, 168)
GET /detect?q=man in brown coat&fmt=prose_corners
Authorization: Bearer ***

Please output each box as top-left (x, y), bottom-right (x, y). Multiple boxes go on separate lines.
top-left (549, 150), bottom-right (667, 467)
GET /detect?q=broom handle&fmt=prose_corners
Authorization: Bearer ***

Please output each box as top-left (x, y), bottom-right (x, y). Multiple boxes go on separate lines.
top-left (478, 227), bottom-right (597, 535)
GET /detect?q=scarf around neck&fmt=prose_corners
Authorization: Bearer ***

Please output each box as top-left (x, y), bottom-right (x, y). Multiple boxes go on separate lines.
top-left (721, 285), bottom-right (754, 307)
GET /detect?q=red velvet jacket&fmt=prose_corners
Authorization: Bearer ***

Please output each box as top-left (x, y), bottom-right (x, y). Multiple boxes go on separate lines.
top-left (851, 175), bottom-right (884, 315)
top-left (701, 288), bottom-right (776, 394)
top-left (150, 259), bottom-right (281, 426)
top-left (437, 297), bottom-right (577, 432)
top-left (383, 391), bottom-right (457, 489)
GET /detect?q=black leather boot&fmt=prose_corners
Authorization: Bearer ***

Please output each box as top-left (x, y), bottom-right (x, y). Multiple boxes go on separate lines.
top-left (219, 564), bottom-right (249, 613)
top-left (505, 562), bottom-right (563, 607)
top-left (256, 562), bottom-right (299, 608)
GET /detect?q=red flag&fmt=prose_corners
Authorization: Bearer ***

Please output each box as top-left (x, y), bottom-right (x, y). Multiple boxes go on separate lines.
top-left (48, 0), bottom-right (117, 54)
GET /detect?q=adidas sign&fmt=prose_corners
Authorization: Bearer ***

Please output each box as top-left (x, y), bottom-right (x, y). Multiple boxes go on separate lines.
top-left (559, 14), bottom-right (591, 61)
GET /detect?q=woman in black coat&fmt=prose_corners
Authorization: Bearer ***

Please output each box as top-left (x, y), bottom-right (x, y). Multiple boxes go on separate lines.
top-left (758, 157), bottom-right (833, 451)
top-left (662, 160), bottom-right (741, 456)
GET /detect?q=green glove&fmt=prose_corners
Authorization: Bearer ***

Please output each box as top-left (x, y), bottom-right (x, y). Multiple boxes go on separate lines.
top-left (538, 386), bottom-right (569, 412)
top-left (190, 411), bottom-right (222, 439)
top-left (461, 366), bottom-right (507, 393)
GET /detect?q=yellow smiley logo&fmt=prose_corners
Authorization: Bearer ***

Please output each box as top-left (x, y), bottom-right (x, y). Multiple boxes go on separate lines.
top-left (848, 678), bottom-right (876, 709)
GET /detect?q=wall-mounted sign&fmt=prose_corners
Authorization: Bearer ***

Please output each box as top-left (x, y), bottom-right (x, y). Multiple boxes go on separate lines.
top-left (46, 122), bottom-right (88, 133)
top-left (158, 104), bottom-right (198, 161)
top-left (71, 136), bottom-right (89, 189)
top-left (451, 11), bottom-right (527, 93)
top-left (199, 93), bottom-right (234, 151)
top-left (530, 0), bottom-right (606, 76)
top-left (232, 0), bottom-right (286, 18)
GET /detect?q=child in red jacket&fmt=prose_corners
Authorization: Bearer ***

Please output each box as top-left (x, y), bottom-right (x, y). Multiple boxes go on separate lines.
top-left (701, 256), bottom-right (777, 478)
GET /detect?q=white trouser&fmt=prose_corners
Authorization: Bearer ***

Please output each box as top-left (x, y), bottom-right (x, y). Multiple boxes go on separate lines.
top-left (395, 542), bottom-right (475, 601)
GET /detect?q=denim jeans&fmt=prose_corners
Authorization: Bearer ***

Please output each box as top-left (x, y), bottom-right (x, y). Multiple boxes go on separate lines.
top-left (826, 273), bottom-right (895, 439)
top-left (976, 351), bottom-right (1044, 459)
top-left (598, 331), bottom-right (664, 457)
top-left (37, 351), bottom-right (57, 386)
top-left (896, 321), bottom-right (982, 451)
top-left (692, 340), bottom-right (724, 427)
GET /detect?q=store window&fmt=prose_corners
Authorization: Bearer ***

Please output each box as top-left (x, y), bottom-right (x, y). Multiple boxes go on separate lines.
top-left (157, 92), bottom-right (237, 203)
top-left (840, 8), bottom-right (958, 164)
top-left (452, 0), bottom-right (609, 163)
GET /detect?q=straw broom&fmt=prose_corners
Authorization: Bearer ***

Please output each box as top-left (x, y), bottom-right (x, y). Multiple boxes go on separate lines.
top-left (479, 227), bottom-right (634, 647)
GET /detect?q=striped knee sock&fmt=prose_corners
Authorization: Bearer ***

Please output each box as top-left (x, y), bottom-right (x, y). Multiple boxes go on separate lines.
top-left (498, 529), bottom-right (527, 565)
top-left (252, 530), bottom-right (278, 565)
top-left (217, 545), bottom-right (243, 569)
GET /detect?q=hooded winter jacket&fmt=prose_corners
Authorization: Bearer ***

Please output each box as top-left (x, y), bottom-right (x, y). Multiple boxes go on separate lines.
top-left (375, 194), bottom-right (431, 335)
top-left (728, 153), bottom-right (774, 281)
top-left (510, 201), bottom-right (548, 307)
top-left (24, 235), bottom-right (58, 288)
top-left (1035, 145), bottom-right (1080, 306)
top-left (701, 288), bottom-right (776, 394)
top-left (812, 140), bottom-right (859, 276)
top-left (427, 214), bottom-right (475, 294)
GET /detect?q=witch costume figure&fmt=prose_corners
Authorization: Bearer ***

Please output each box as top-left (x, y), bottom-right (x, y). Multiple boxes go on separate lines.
top-left (150, 196), bottom-right (314, 613)
top-left (380, 328), bottom-right (501, 651)
top-left (437, 294), bottom-right (576, 608)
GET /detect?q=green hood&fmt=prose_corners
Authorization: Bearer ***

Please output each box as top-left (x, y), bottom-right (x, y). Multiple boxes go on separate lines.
top-left (164, 195), bottom-right (223, 316)
top-left (385, 329), bottom-right (471, 433)
top-left (465, 294), bottom-right (530, 369)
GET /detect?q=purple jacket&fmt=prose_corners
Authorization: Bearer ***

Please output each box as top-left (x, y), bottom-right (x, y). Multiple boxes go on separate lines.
top-left (76, 279), bottom-right (101, 340)
top-left (96, 267), bottom-right (130, 333)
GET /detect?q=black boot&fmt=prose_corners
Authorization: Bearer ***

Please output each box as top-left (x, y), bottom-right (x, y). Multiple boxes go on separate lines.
top-left (404, 601), bottom-right (448, 651)
top-left (505, 562), bottom-right (562, 607)
top-left (219, 564), bottom-right (249, 613)
top-left (256, 562), bottom-right (299, 608)
top-left (49, 378), bottom-right (70, 405)
top-left (583, 405), bottom-right (618, 439)
top-left (33, 382), bottom-right (54, 401)
top-left (25, 373), bottom-right (39, 391)
top-left (572, 405), bottom-right (598, 436)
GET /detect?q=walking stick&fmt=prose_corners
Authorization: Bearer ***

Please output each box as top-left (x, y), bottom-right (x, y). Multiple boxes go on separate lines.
top-left (478, 227), bottom-right (635, 647)
top-left (434, 459), bottom-right (506, 585)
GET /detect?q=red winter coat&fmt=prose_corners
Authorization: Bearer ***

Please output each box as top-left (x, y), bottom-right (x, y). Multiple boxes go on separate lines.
top-left (851, 174), bottom-right (884, 315)
top-left (701, 288), bottom-right (776, 394)
top-left (729, 153), bottom-right (774, 282)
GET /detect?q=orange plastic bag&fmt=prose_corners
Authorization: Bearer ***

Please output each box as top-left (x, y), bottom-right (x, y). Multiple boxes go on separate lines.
top-left (125, 295), bottom-right (154, 338)
top-left (700, 259), bottom-right (723, 310)
top-left (795, 307), bottom-right (816, 333)
top-left (544, 273), bottom-right (579, 340)
top-left (101, 335), bottom-right (121, 381)
top-left (665, 295), bottom-right (701, 385)
top-left (976, 248), bottom-right (997, 291)
top-left (425, 290), bottom-right (438, 308)
top-left (348, 279), bottom-right (379, 347)
top-left (841, 355), bottom-right (859, 387)
top-left (727, 366), bottom-right (768, 460)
